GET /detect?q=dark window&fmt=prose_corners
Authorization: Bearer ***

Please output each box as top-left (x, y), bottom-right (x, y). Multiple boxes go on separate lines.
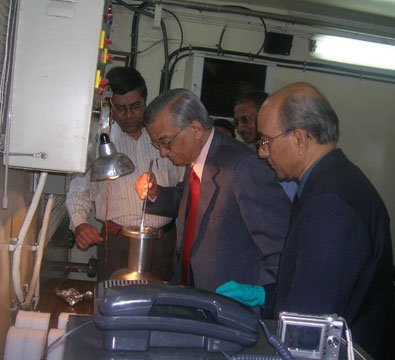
top-left (200, 58), bottom-right (267, 117)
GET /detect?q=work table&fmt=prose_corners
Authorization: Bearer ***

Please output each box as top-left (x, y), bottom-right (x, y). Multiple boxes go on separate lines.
top-left (36, 279), bottom-right (95, 330)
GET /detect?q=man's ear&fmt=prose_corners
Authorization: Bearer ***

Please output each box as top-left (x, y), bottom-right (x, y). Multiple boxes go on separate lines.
top-left (292, 129), bottom-right (311, 154)
top-left (190, 120), bottom-right (204, 139)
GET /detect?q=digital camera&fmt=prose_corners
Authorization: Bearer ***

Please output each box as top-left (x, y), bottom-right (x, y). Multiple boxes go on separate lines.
top-left (277, 312), bottom-right (344, 360)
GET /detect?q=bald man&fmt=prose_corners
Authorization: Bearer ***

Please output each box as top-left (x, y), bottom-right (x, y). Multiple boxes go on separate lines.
top-left (257, 82), bottom-right (393, 359)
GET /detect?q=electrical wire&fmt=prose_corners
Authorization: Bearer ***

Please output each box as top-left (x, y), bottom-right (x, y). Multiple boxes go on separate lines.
top-left (159, 45), bottom-right (395, 92)
top-left (159, 0), bottom-right (395, 39)
top-left (162, 7), bottom-right (184, 69)
top-left (41, 320), bottom-right (94, 360)
top-left (253, 17), bottom-right (268, 58)
top-left (115, 0), bottom-right (170, 90)
top-left (217, 25), bottom-right (227, 54)
top-left (341, 317), bottom-right (355, 360)
top-left (119, 1), bottom-right (395, 91)
top-left (129, 1), bottom-right (151, 68)
top-left (220, 319), bottom-right (294, 360)
top-left (142, 3), bottom-right (185, 92)
top-left (101, 93), bottom-right (112, 280)
top-left (220, 352), bottom-right (283, 360)
top-left (130, 39), bottom-right (164, 55)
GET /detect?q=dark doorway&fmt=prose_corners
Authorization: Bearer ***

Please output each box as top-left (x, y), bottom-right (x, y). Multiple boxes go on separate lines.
top-left (200, 58), bottom-right (267, 117)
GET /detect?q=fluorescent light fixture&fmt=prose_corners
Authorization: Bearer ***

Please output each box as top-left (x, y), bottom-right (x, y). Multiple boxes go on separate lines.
top-left (310, 34), bottom-right (395, 71)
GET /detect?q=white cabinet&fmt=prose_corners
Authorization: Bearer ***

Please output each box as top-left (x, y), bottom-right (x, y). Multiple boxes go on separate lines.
top-left (6, 0), bottom-right (110, 173)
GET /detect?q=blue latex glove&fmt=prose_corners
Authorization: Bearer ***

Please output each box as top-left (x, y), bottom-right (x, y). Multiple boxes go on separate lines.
top-left (215, 281), bottom-right (266, 307)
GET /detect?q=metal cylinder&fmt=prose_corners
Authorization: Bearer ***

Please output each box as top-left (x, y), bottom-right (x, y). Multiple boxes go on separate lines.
top-left (109, 226), bottom-right (163, 281)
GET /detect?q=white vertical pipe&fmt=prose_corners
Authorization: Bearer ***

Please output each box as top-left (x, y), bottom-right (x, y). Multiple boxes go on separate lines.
top-left (12, 172), bottom-right (48, 304)
top-left (24, 194), bottom-right (54, 308)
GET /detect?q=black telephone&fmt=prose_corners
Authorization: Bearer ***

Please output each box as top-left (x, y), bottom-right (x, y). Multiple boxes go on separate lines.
top-left (94, 280), bottom-right (259, 353)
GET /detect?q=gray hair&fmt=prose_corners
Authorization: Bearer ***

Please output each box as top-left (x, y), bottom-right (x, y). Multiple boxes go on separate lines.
top-left (143, 89), bottom-right (212, 129)
top-left (279, 95), bottom-right (339, 144)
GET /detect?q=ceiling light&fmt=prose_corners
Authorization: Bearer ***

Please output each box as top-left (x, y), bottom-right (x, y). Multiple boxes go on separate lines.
top-left (310, 34), bottom-right (395, 71)
top-left (90, 133), bottom-right (135, 181)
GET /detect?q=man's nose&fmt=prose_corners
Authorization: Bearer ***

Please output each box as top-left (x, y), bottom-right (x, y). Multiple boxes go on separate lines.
top-left (125, 107), bottom-right (134, 117)
top-left (159, 146), bottom-right (170, 157)
top-left (237, 122), bottom-right (246, 130)
top-left (237, 121), bottom-right (250, 132)
top-left (258, 146), bottom-right (268, 159)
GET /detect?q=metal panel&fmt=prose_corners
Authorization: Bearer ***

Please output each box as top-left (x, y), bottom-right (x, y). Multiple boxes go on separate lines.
top-left (6, 0), bottom-right (107, 172)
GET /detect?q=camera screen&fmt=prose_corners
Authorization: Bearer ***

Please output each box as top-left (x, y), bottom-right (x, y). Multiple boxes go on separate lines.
top-left (284, 324), bottom-right (322, 351)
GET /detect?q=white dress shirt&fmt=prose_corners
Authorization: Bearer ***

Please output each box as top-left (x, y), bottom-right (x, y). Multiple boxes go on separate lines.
top-left (66, 123), bottom-right (185, 231)
top-left (191, 128), bottom-right (214, 181)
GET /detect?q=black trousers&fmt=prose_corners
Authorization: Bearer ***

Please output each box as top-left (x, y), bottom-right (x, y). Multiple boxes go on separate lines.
top-left (260, 283), bottom-right (276, 320)
top-left (96, 222), bottom-right (176, 282)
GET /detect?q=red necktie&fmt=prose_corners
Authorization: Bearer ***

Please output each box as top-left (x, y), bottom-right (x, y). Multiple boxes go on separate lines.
top-left (181, 166), bottom-right (201, 285)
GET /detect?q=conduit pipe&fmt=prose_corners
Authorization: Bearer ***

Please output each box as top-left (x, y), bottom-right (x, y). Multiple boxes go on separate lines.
top-left (158, 0), bottom-right (395, 39)
top-left (12, 171), bottom-right (48, 304)
top-left (24, 194), bottom-right (54, 309)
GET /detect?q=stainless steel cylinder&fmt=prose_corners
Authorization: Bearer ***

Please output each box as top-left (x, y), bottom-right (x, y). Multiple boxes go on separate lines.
top-left (109, 226), bottom-right (163, 281)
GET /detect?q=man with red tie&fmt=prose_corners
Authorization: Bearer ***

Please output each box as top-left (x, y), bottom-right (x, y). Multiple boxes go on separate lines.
top-left (135, 89), bottom-right (291, 317)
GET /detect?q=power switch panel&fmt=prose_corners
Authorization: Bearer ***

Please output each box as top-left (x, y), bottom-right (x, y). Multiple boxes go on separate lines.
top-left (6, 0), bottom-right (111, 173)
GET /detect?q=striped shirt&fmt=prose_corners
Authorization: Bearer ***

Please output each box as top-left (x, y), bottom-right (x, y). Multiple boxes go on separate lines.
top-left (66, 123), bottom-right (185, 231)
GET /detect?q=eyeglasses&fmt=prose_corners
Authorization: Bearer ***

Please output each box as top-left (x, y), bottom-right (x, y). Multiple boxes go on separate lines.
top-left (151, 127), bottom-right (186, 150)
top-left (234, 115), bottom-right (256, 127)
top-left (112, 101), bottom-right (145, 116)
top-left (256, 130), bottom-right (291, 151)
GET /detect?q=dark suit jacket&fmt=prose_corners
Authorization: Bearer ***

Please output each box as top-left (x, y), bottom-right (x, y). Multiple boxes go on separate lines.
top-left (274, 148), bottom-right (394, 359)
top-left (148, 129), bottom-right (292, 291)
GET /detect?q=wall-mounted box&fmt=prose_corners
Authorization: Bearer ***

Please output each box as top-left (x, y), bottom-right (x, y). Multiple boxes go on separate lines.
top-left (6, 0), bottom-right (109, 173)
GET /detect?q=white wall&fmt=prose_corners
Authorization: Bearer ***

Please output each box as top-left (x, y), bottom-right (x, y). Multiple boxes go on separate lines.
top-left (110, 4), bottom-right (395, 261)
top-left (0, 166), bottom-right (36, 355)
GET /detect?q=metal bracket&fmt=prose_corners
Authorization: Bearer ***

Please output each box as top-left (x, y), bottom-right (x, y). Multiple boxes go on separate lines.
top-left (153, 2), bottom-right (162, 29)
top-left (9, 238), bottom-right (18, 252)
top-left (0, 151), bottom-right (48, 159)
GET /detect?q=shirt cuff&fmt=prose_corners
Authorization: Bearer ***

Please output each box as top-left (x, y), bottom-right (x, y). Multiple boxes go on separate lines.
top-left (69, 216), bottom-right (88, 232)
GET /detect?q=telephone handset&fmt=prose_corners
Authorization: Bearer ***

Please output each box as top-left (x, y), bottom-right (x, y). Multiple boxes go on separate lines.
top-left (94, 280), bottom-right (259, 352)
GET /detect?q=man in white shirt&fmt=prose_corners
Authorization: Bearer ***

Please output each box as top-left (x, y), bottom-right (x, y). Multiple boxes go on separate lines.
top-left (66, 67), bottom-right (184, 281)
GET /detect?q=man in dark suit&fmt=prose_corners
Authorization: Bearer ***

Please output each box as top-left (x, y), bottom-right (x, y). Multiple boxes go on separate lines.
top-left (257, 82), bottom-right (394, 359)
top-left (135, 88), bottom-right (292, 314)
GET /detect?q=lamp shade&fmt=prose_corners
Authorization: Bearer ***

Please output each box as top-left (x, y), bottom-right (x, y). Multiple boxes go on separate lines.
top-left (90, 133), bottom-right (135, 181)
top-left (310, 34), bottom-right (395, 71)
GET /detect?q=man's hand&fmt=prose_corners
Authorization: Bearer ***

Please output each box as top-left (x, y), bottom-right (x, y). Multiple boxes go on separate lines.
top-left (74, 223), bottom-right (103, 250)
top-left (135, 172), bottom-right (159, 200)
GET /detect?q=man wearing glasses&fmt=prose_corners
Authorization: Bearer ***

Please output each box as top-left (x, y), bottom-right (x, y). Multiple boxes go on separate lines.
top-left (257, 82), bottom-right (393, 359)
top-left (135, 88), bottom-right (292, 318)
top-left (66, 67), bottom-right (184, 281)
top-left (234, 90), bottom-right (267, 147)
top-left (234, 89), bottom-right (297, 201)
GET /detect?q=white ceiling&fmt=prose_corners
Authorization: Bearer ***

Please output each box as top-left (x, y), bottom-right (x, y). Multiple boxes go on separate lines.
top-left (246, 0), bottom-right (395, 19)
top-left (215, 0), bottom-right (395, 38)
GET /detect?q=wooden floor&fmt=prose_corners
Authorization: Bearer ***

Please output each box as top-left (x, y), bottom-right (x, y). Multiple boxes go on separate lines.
top-left (35, 279), bottom-right (95, 330)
